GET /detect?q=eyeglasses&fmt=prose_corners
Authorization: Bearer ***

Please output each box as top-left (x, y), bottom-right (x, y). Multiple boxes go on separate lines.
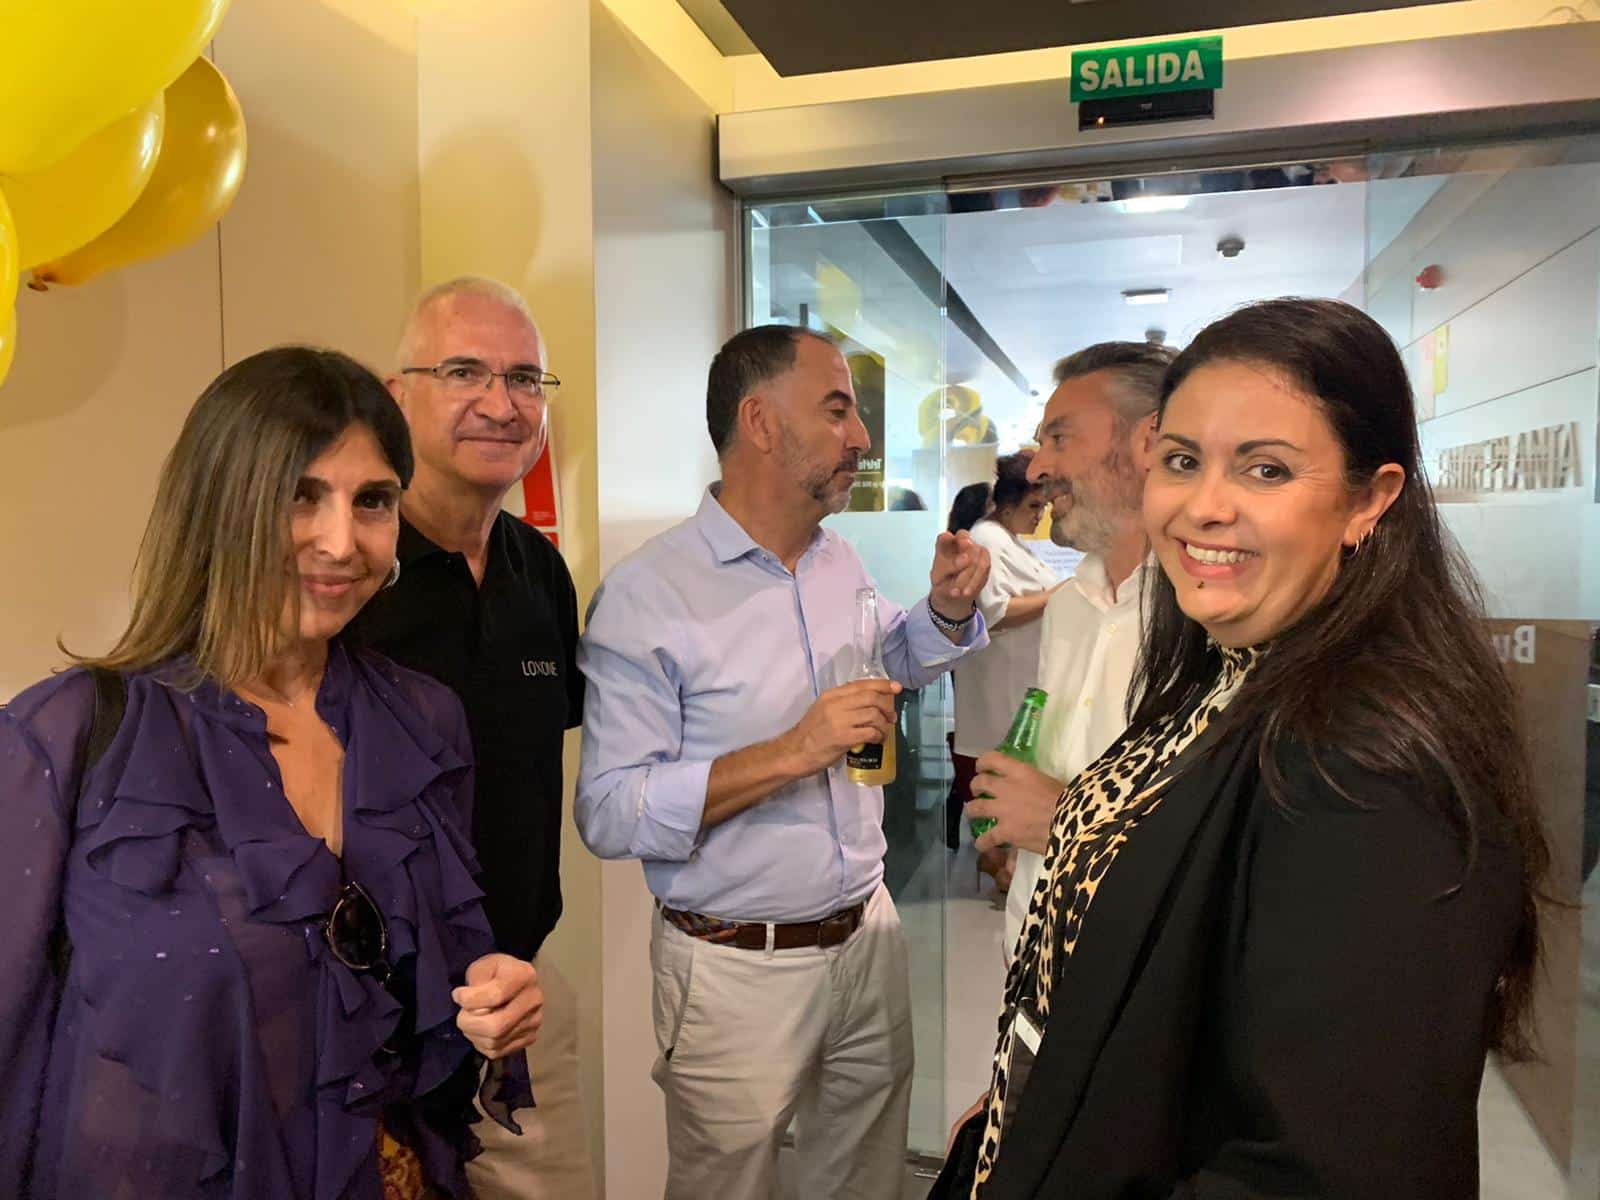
top-left (402, 358), bottom-right (560, 402)
top-left (325, 880), bottom-right (390, 982)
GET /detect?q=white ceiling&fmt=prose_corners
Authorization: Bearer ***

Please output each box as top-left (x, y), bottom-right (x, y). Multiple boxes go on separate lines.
top-left (753, 172), bottom-right (1449, 450)
top-left (946, 184), bottom-right (1369, 441)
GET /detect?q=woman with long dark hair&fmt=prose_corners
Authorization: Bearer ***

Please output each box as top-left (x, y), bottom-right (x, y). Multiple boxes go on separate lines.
top-left (945, 454), bottom-right (1058, 873)
top-left (1, 348), bottom-right (536, 1199)
top-left (936, 298), bottom-right (1547, 1198)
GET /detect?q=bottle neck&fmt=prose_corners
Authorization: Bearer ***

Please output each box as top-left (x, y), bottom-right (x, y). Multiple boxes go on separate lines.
top-left (854, 592), bottom-right (887, 679)
top-left (1001, 698), bottom-right (1045, 754)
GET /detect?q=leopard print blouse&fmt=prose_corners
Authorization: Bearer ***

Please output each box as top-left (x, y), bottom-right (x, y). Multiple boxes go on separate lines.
top-left (972, 644), bottom-right (1260, 1195)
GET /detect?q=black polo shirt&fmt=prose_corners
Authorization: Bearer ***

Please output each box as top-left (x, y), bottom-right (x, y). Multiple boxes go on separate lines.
top-left (346, 512), bottom-right (582, 960)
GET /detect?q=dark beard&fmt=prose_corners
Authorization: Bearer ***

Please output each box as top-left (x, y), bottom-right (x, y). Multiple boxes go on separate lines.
top-left (807, 466), bottom-right (854, 513)
top-left (1055, 449), bottom-right (1141, 556)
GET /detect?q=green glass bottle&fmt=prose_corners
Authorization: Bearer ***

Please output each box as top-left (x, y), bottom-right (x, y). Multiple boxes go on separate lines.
top-left (968, 687), bottom-right (1048, 839)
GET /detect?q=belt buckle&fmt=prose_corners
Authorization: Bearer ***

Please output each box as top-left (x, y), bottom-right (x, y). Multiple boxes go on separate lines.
top-left (818, 910), bottom-right (855, 948)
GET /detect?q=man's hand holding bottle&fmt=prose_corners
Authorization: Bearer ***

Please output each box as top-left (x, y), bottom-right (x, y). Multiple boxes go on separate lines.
top-left (780, 679), bottom-right (901, 776)
top-left (964, 755), bottom-right (1064, 856)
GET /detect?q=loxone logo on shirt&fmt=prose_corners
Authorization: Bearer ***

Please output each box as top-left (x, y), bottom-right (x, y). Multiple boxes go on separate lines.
top-left (521, 659), bottom-right (560, 678)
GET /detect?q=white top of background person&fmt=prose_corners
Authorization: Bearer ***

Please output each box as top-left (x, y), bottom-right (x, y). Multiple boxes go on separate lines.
top-left (951, 450), bottom-right (1061, 758)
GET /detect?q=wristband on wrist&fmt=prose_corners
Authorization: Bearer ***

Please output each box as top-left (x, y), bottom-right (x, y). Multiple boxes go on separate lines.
top-left (927, 597), bottom-right (975, 634)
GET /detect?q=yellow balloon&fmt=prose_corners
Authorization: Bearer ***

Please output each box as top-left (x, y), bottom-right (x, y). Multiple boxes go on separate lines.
top-left (0, 307), bottom-right (15, 388)
top-left (0, 190), bottom-right (16, 312)
top-left (0, 0), bottom-right (229, 176)
top-left (34, 59), bottom-right (246, 289)
top-left (2, 95), bottom-right (166, 270)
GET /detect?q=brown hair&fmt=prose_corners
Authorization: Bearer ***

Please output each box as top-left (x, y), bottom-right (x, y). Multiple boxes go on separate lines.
top-left (706, 324), bottom-right (836, 457)
top-left (1128, 297), bottom-right (1548, 1058)
top-left (1052, 340), bottom-right (1176, 429)
top-left (71, 347), bottom-right (412, 689)
top-left (990, 449), bottom-right (1041, 514)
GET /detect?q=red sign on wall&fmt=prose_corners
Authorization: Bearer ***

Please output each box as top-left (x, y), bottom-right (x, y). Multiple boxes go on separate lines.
top-left (508, 426), bottom-right (562, 549)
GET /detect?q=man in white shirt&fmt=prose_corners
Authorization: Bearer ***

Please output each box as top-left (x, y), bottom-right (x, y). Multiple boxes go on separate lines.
top-left (962, 341), bottom-right (1177, 961)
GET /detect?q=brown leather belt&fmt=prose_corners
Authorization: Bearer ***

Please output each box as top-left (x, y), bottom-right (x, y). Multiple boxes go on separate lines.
top-left (659, 900), bottom-right (866, 951)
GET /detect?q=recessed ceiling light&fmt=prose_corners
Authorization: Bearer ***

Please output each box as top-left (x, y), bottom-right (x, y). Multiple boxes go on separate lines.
top-left (1123, 288), bottom-right (1170, 306)
top-left (1117, 195), bottom-right (1190, 214)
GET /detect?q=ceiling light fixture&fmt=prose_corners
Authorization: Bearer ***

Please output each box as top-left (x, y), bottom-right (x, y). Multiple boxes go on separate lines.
top-left (1117, 195), bottom-right (1190, 214)
top-left (1123, 288), bottom-right (1170, 306)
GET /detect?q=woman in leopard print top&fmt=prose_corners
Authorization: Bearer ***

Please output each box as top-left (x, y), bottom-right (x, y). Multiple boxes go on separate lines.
top-left (937, 299), bottom-right (1548, 1200)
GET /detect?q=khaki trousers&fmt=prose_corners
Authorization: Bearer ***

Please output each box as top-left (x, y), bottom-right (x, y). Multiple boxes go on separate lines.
top-left (650, 883), bottom-right (914, 1200)
top-left (466, 955), bottom-right (597, 1200)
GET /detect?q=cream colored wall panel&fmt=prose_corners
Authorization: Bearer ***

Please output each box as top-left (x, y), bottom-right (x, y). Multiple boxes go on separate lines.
top-left (1442, 502), bottom-right (1597, 622)
top-left (591, 6), bottom-right (733, 1194)
top-left (1364, 262), bottom-right (1413, 356)
top-left (593, 8), bottom-right (729, 575)
top-left (1404, 163), bottom-right (1600, 345)
top-left (1419, 369), bottom-right (1597, 505)
top-left (1362, 170), bottom-right (1501, 337)
top-left (0, 237), bottom-right (222, 700)
top-left (213, 0), bottom-right (420, 371)
top-left (1583, 506), bottom-right (1600, 621)
top-left (418, 0), bottom-right (606, 1184)
top-left (1424, 230), bottom-right (1599, 420)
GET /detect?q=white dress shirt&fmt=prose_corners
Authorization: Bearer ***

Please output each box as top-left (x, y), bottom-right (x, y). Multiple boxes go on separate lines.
top-left (1004, 552), bottom-right (1150, 960)
top-left (951, 518), bottom-right (1061, 756)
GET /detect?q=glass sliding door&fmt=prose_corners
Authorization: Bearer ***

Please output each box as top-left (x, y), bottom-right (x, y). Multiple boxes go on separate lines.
top-left (743, 131), bottom-right (1600, 1194)
top-left (746, 190), bottom-right (958, 1160)
top-left (1363, 137), bottom-right (1600, 1198)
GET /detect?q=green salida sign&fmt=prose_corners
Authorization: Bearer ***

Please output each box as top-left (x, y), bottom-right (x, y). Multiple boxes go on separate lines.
top-left (1071, 36), bottom-right (1223, 103)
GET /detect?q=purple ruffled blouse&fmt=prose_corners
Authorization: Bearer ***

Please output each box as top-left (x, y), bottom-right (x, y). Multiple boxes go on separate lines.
top-left (0, 643), bottom-right (531, 1199)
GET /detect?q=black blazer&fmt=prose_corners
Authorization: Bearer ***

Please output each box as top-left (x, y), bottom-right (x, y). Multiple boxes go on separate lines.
top-left (985, 721), bottom-right (1524, 1199)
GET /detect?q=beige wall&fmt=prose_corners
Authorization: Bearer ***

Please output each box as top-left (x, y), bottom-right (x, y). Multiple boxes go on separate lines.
top-left (0, 0), bottom-right (420, 701)
top-left (414, 7), bottom-right (735, 1191)
top-left (215, 1), bottom-right (419, 368)
top-left (592, 5), bottom-right (735, 1193)
top-left (417, 0), bottom-right (612, 1182)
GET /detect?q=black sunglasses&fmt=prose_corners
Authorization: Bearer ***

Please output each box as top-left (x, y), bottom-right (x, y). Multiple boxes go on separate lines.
top-left (325, 880), bottom-right (390, 983)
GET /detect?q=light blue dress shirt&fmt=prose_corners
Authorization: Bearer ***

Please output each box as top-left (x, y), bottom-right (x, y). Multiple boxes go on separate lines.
top-left (576, 486), bottom-right (987, 923)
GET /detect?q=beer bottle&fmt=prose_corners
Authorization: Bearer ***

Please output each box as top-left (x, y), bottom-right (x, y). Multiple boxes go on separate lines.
top-left (845, 587), bottom-right (897, 786)
top-left (969, 687), bottom-right (1048, 838)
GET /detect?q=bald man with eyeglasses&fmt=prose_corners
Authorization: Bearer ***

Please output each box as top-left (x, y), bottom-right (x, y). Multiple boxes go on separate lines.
top-left (346, 277), bottom-right (593, 1199)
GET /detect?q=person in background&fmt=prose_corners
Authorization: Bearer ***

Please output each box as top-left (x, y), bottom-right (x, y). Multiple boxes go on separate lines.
top-left (962, 342), bottom-right (1175, 961)
top-left (944, 454), bottom-right (1058, 888)
top-left (576, 324), bottom-right (990, 1199)
top-left (1, 348), bottom-right (536, 1199)
top-left (345, 277), bottom-right (592, 1200)
top-left (943, 298), bottom-right (1549, 1199)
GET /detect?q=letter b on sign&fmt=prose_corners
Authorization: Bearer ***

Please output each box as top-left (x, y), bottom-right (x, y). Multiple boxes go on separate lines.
top-left (1511, 625), bottom-right (1536, 664)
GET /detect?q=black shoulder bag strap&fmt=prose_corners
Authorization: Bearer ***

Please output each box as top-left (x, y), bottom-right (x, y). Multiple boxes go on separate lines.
top-left (79, 668), bottom-right (127, 789)
top-left (49, 667), bottom-right (127, 978)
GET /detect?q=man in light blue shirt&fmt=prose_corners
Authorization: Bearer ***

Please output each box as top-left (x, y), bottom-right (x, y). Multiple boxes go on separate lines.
top-left (577, 325), bottom-right (990, 1199)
